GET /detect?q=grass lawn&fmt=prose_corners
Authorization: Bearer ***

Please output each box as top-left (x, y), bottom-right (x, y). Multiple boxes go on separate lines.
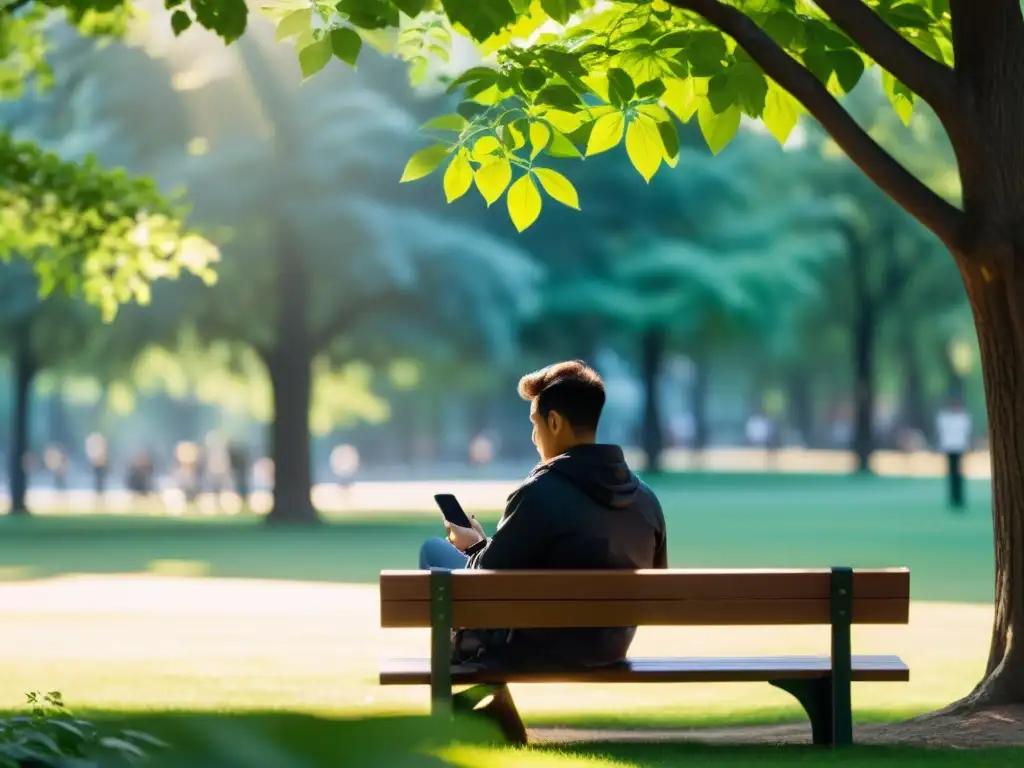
top-left (0, 473), bottom-right (1010, 766)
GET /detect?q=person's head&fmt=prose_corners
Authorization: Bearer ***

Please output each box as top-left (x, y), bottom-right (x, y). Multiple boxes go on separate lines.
top-left (518, 360), bottom-right (606, 461)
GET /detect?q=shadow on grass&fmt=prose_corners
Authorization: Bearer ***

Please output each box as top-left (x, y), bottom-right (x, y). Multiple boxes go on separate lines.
top-left (68, 711), bottom-right (1023, 768)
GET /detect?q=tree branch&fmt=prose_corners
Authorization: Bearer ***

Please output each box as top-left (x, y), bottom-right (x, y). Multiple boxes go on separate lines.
top-left (311, 290), bottom-right (408, 351)
top-left (1, 0), bottom-right (33, 14)
top-left (813, 0), bottom-right (956, 118)
top-left (666, 0), bottom-right (967, 252)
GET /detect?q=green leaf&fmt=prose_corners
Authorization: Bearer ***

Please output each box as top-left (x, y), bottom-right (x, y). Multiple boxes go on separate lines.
top-left (507, 174), bottom-right (543, 232)
top-left (636, 79), bottom-right (666, 99)
top-left (545, 128), bottom-right (583, 158)
top-left (421, 114), bottom-right (468, 131)
top-left (393, 0), bottom-right (430, 15)
top-left (585, 112), bottom-right (625, 156)
top-left (885, 1), bottom-right (935, 29)
top-left (697, 102), bottom-right (740, 155)
top-left (826, 49), bottom-right (865, 94)
top-left (474, 159), bottom-right (513, 206)
top-left (686, 31), bottom-right (728, 77)
top-left (442, 0), bottom-right (517, 42)
top-left (707, 73), bottom-right (735, 115)
top-left (529, 121), bottom-right (551, 159)
top-left (802, 47), bottom-right (832, 85)
top-left (330, 27), bottom-right (362, 66)
top-left (730, 62), bottom-right (768, 117)
top-left (535, 84), bottom-right (583, 110)
top-left (540, 0), bottom-right (580, 24)
top-left (656, 118), bottom-right (679, 164)
top-left (447, 66), bottom-right (499, 92)
top-left (762, 83), bottom-right (799, 145)
top-left (171, 9), bottom-right (192, 35)
top-left (662, 78), bottom-right (698, 122)
top-left (882, 70), bottom-right (915, 125)
top-left (606, 67), bottom-right (635, 107)
top-left (653, 30), bottom-right (690, 50)
top-left (276, 7), bottom-right (312, 41)
top-left (762, 11), bottom-right (804, 47)
top-left (444, 152), bottom-right (474, 202)
top-left (533, 168), bottom-right (580, 210)
top-left (400, 144), bottom-right (449, 182)
top-left (625, 115), bottom-right (662, 183)
top-left (521, 67), bottom-right (547, 91)
top-left (299, 36), bottom-right (333, 79)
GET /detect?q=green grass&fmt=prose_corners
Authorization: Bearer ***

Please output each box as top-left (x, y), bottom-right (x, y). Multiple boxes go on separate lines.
top-left (0, 473), bottom-right (995, 601)
top-left (0, 473), bottom-right (1011, 766)
top-left (65, 712), bottom-right (1023, 767)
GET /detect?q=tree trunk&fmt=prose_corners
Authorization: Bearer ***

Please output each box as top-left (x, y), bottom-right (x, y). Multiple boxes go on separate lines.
top-left (264, 346), bottom-right (317, 525)
top-left (690, 349), bottom-right (710, 453)
top-left (939, 258), bottom-right (1024, 706)
top-left (788, 367), bottom-right (816, 448)
top-left (8, 325), bottom-right (36, 516)
top-left (263, 226), bottom-right (319, 526)
top-left (640, 325), bottom-right (666, 474)
top-left (849, 239), bottom-right (876, 474)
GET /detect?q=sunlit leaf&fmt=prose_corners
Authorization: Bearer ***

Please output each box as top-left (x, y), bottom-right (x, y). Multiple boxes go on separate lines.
top-left (443, 151), bottom-right (474, 202)
top-left (697, 101), bottom-right (740, 155)
top-left (763, 82), bottom-right (800, 145)
top-left (529, 121), bottom-right (551, 159)
top-left (625, 114), bottom-right (662, 182)
top-left (533, 168), bottom-right (579, 210)
top-left (298, 36), bottom-right (333, 79)
top-left (506, 173), bottom-right (543, 231)
top-left (474, 159), bottom-right (513, 206)
top-left (276, 7), bottom-right (311, 41)
top-left (585, 112), bottom-right (625, 156)
top-left (400, 144), bottom-right (450, 182)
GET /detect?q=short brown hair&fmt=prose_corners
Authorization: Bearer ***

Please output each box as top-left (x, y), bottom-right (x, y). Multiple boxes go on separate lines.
top-left (518, 360), bottom-right (605, 434)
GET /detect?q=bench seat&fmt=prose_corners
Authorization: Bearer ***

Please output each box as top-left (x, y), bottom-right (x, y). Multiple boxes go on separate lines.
top-left (381, 654), bottom-right (910, 685)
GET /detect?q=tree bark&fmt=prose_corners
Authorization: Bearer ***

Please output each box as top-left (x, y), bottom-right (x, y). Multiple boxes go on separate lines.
top-left (640, 325), bottom-right (666, 474)
top-left (939, 258), bottom-right (1024, 706)
top-left (8, 324), bottom-right (36, 516)
top-left (264, 345), bottom-right (318, 525)
top-left (262, 226), bottom-right (319, 526)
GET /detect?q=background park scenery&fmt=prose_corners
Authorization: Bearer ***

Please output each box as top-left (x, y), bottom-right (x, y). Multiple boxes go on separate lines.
top-left (3, 0), bottom-right (1024, 766)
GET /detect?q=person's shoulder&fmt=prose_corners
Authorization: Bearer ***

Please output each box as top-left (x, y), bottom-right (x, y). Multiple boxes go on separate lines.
top-left (635, 479), bottom-right (666, 518)
top-left (506, 463), bottom-right (562, 505)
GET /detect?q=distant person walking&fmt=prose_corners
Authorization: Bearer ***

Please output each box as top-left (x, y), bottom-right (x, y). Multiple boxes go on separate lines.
top-left (935, 397), bottom-right (972, 510)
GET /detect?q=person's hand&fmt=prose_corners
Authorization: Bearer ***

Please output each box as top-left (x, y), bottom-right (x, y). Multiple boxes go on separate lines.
top-left (446, 515), bottom-right (486, 552)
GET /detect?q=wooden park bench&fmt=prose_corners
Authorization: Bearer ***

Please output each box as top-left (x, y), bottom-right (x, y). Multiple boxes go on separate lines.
top-left (379, 567), bottom-right (910, 747)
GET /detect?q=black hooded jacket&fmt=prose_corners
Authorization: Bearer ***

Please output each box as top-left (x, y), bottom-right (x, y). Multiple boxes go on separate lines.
top-left (461, 443), bottom-right (667, 668)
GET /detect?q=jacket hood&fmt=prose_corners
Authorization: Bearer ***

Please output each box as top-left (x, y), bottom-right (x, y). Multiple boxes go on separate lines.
top-left (538, 443), bottom-right (640, 509)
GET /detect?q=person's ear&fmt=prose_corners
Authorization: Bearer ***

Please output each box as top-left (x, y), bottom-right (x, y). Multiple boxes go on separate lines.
top-left (547, 410), bottom-right (562, 434)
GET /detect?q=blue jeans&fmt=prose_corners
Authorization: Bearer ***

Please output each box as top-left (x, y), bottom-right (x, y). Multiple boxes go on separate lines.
top-left (418, 537), bottom-right (469, 570)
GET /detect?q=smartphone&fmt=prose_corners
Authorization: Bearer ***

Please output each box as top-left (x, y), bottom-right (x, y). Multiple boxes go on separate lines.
top-left (433, 493), bottom-right (473, 529)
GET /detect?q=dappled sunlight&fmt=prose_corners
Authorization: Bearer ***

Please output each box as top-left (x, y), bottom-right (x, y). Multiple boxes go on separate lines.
top-left (440, 745), bottom-right (639, 768)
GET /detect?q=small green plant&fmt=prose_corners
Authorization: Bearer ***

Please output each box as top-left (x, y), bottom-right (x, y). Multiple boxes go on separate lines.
top-left (0, 692), bottom-right (167, 767)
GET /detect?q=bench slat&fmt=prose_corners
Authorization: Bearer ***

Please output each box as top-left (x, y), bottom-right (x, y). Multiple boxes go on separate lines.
top-left (379, 569), bottom-right (909, 603)
top-left (379, 654), bottom-right (910, 685)
top-left (380, 596), bottom-right (909, 628)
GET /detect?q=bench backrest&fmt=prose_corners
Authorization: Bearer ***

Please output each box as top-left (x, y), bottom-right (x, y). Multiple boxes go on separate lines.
top-left (379, 568), bottom-right (910, 629)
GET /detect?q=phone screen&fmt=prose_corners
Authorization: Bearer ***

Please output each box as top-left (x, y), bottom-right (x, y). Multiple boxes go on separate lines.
top-left (433, 494), bottom-right (472, 529)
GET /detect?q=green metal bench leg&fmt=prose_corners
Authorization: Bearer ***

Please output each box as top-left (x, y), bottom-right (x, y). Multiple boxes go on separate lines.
top-left (769, 678), bottom-right (834, 746)
top-left (453, 684), bottom-right (528, 745)
top-left (768, 568), bottom-right (856, 748)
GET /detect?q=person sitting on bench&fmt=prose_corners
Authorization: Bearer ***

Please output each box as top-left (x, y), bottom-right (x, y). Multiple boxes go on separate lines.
top-left (418, 360), bottom-right (668, 670)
